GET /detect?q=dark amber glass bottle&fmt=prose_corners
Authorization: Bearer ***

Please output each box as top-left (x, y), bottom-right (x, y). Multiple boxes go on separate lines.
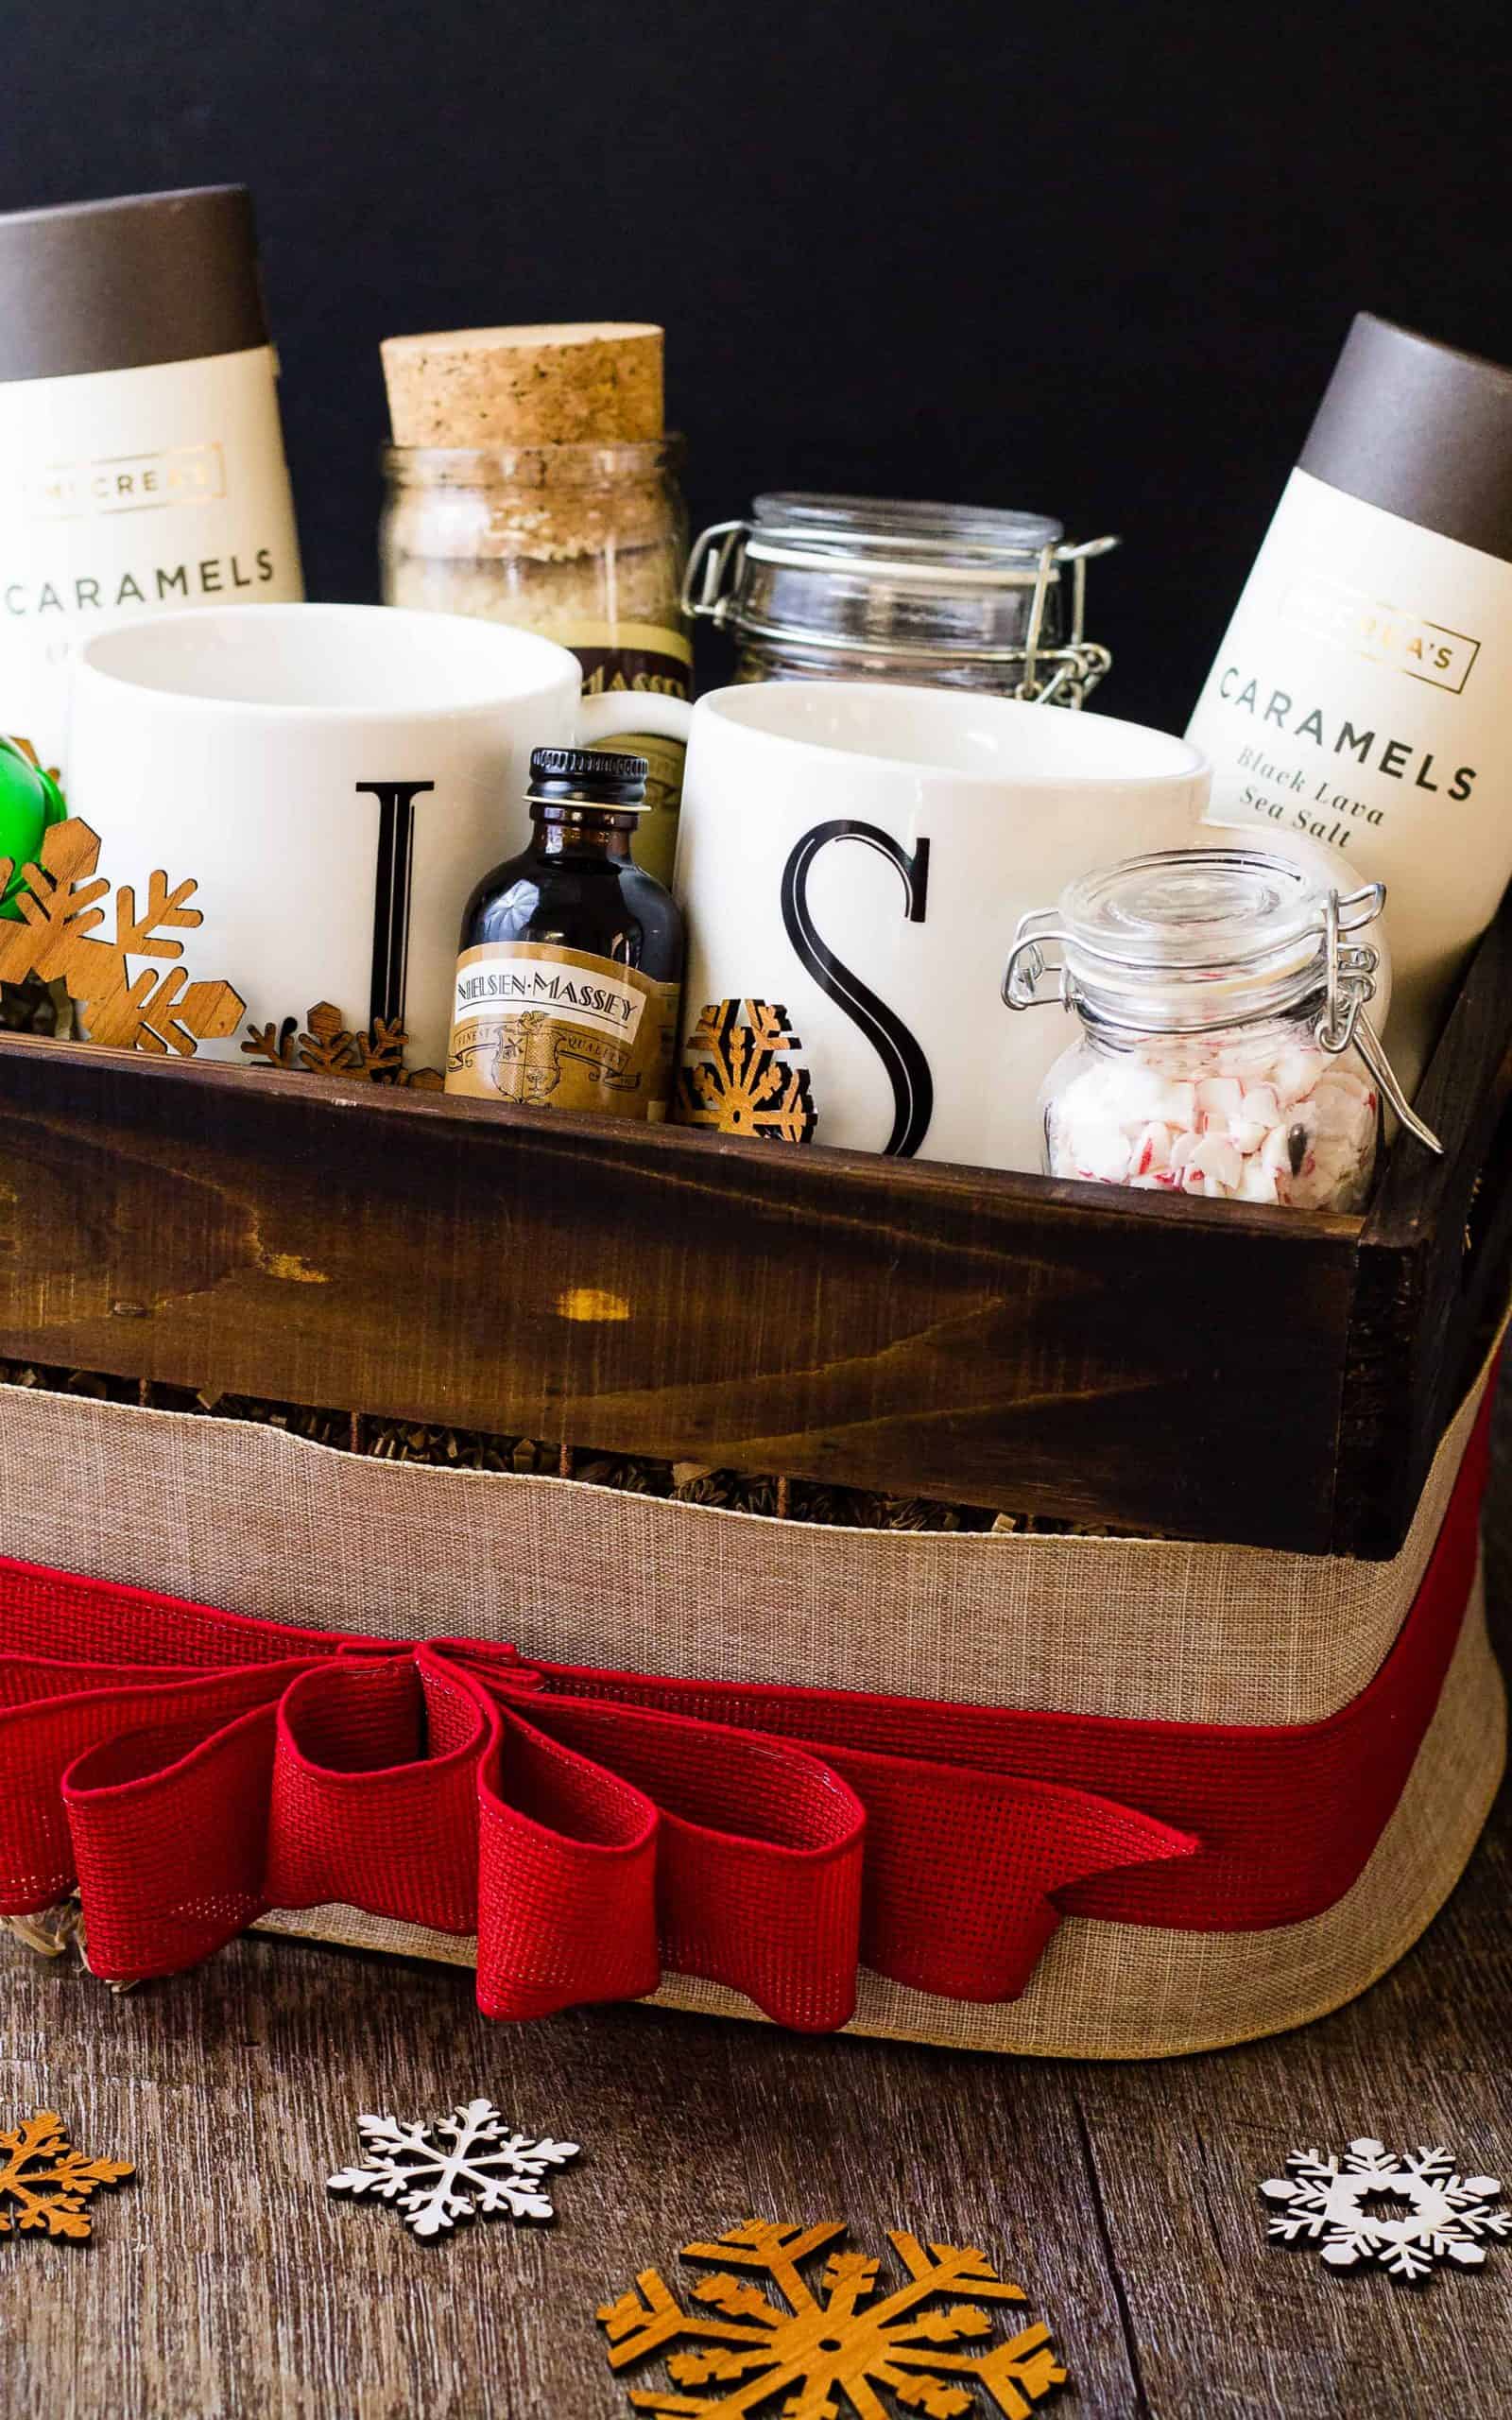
top-left (445, 747), bottom-right (684, 1120)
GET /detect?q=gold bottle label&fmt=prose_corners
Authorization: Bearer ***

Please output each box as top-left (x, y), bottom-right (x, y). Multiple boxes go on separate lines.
top-left (558, 618), bottom-right (691, 890)
top-left (445, 940), bottom-right (679, 1120)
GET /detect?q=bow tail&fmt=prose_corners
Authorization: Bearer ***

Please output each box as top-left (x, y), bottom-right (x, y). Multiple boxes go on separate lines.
top-left (819, 1744), bottom-right (1200, 2003)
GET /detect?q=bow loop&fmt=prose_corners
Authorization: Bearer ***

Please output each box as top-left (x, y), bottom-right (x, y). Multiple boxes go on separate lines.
top-left (10, 1665), bottom-right (314, 1945)
top-left (477, 1707), bottom-right (663, 2020)
top-left (64, 1702), bottom-right (283, 1977)
top-left (265, 1655), bottom-right (493, 1930)
top-left (483, 1693), bottom-right (868, 2033)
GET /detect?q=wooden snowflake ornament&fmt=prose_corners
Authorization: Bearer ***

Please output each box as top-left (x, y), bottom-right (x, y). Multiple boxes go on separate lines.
top-left (1261, 2137), bottom-right (1509, 2284)
top-left (328, 2100), bottom-right (579, 2239)
top-left (243, 999), bottom-right (443, 1087)
top-left (0, 819), bottom-right (244, 1055)
top-left (598, 2218), bottom-right (1068, 2415)
top-left (0, 2108), bottom-right (133, 2241)
top-left (675, 999), bottom-right (817, 1142)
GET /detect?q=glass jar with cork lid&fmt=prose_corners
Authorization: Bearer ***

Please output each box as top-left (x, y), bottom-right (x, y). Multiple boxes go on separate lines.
top-left (380, 322), bottom-right (690, 886)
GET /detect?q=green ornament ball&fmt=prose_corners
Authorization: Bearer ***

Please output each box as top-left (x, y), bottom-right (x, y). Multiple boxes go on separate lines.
top-left (0, 735), bottom-right (68, 921)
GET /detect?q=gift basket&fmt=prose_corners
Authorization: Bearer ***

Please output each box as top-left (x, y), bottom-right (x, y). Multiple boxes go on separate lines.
top-left (0, 184), bottom-right (1510, 2059)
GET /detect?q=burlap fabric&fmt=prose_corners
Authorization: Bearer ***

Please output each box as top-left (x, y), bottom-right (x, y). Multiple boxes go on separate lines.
top-left (0, 1346), bottom-right (1500, 2054)
top-left (0, 1345), bottom-right (1495, 1725)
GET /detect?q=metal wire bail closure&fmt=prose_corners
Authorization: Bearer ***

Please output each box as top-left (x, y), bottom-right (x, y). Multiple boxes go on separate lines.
top-left (1312, 889), bottom-right (1443, 1155)
top-left (1312, 883), bottom-right (1381, 1058)
top-left (1001, 908), bottom-right (1067, 1011)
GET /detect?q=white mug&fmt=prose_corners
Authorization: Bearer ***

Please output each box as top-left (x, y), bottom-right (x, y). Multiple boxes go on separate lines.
top-left (671, 682), bottom-right (1212, 1172)
top-left (66, 602), bottom-right (691, 1072)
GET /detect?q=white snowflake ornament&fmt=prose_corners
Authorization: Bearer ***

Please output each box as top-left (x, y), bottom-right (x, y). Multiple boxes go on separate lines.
top-left (1261, 2137), bottom-right (1508, 2284)
top-left (328, 2100), bottom-right (579, 2239)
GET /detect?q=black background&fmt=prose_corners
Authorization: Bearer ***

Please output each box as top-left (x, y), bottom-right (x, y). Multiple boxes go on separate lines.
top-left (8, 1), bottom-right (1512, 729)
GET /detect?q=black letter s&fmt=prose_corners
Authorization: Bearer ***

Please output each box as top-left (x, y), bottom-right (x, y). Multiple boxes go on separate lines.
top-left (780, 821), bottom-right (933, 1156)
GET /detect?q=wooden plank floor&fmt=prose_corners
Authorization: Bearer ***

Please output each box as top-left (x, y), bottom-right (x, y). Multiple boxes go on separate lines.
top-left (3, 1390), bottom-right (1512, 2417)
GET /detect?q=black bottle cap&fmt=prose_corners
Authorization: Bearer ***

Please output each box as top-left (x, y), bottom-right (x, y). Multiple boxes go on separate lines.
top-left (527, 746), bottom-right (649, 807)
top-left (1300, 312), bottom-right (1512, 564)
top-left (0, 185), bottom-right (270, 383)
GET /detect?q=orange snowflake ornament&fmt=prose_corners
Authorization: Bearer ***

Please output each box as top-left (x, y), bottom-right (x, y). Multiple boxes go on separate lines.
top-left (598, 2218), bottom-right (1067, 2416)
top-left (0, 2108), bottom-right (133, 2241)
top-left (675, 999), bottom-right (817, 1142)
top-left (242, 999), bottom-right (443, 1088)
top-left (0, 819), bottom-right (244, 1055)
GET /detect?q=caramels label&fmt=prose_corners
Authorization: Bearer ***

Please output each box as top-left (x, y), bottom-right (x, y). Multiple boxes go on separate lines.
top-left (0, 345), bottom-right (303, 774)
top-left (446, 941), bottom-right (679, 1119)
top-left (1189, 465), bottom-right (1512, 1092)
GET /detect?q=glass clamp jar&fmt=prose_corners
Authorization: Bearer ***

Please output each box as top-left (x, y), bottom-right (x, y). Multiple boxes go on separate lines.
top-left (683, 493), bottom-right (1118, 704)
top-left (1002, 847), bottom-right (1442, 1210)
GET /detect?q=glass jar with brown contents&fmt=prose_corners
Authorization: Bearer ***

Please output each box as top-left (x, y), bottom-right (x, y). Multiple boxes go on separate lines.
top-left (380, 326), bottom-right (691, 887)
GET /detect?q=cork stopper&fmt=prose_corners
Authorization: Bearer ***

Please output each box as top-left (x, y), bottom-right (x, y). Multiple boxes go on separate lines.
top-left (381, 321), bottom-right (663, 448)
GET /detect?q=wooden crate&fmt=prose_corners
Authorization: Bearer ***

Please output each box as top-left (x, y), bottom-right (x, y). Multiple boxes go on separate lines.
top-left (1, 881), bottom-right (1510, 1559)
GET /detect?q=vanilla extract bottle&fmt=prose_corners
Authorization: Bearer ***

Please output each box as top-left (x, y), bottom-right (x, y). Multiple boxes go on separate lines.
top-left (446, 747), bottom-right (684, 1120)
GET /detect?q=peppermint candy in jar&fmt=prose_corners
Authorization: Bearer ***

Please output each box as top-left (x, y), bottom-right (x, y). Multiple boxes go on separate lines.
top-left (1003, 848), bottom-right (1441, 1213)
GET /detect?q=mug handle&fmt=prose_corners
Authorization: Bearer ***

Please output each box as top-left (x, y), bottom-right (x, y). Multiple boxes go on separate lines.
top-left (575, 693), bottom-right (693, 747)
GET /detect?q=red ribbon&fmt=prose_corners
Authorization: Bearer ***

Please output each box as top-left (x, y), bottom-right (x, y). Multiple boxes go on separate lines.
top-left (0, 1397), bottom-right (1486, 2032)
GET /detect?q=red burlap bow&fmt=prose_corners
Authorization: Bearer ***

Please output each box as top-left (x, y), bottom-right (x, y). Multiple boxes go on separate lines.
top-left (0, 1401), bottom-right (1486, 2031)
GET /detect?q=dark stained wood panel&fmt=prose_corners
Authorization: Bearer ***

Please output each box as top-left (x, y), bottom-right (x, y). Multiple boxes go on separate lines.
top-left (0, 1034), bottom-right (1360, 1547)
top-left (2, 873), bottom-right (1511, 1553)
top-left (1340, 892), bottom-right (1512, 1553)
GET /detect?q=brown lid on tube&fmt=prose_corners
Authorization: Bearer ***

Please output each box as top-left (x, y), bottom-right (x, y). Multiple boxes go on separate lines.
top-left (1300, 311), bottom-right (1512, 565)
top-left (0, 185), bottom-right (270, 383)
